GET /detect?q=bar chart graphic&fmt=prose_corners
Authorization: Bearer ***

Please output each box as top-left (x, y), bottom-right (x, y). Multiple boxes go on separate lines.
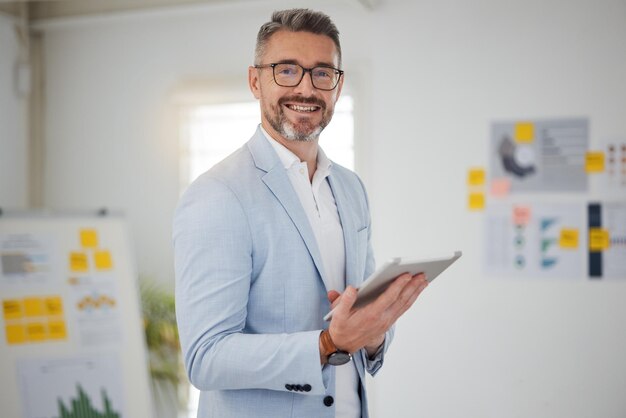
top-left (18, 354), bottom-right (126, 418)
top-left (56, 384), bottom-right (120, 418)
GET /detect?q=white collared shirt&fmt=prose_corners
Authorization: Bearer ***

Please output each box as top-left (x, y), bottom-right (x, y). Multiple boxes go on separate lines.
top-left (261, 126), bottom-right (360, 418)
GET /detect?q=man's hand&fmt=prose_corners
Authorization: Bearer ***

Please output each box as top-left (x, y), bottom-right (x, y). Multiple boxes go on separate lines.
top-left (327, 273), bottom-right (428, 355)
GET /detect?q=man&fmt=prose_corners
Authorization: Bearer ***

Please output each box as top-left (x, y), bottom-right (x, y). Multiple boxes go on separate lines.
top-left (173, 9), bottom-right (428, 418)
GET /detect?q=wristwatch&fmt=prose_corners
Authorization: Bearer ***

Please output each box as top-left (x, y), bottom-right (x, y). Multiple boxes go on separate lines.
top-left (320, 329), bottom-right (352, 366)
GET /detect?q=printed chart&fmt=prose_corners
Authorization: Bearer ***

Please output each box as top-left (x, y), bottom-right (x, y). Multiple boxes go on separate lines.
top-left (485, 203), bottom-right (585, 278)
top-left (18, 354), bottom-right (126, 418)
top-left (489, 118), bottom-right (589, 193)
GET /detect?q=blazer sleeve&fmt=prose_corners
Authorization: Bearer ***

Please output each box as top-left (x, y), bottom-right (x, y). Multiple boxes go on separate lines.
top-left (173, 175), bottom-right (329, 395)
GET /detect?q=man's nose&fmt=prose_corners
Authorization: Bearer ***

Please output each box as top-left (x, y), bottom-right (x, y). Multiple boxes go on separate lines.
top-left (293, 70), bottom-right (317, 95)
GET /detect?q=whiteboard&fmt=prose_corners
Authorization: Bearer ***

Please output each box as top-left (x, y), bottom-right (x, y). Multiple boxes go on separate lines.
top-left (0, 211), bottom-right (153, 418)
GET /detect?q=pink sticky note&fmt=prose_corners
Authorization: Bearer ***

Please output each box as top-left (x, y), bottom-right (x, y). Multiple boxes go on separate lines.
top-left (512, 205), bottom-right (531, 226)
top-left (490, 178), bottom-right (511, 197)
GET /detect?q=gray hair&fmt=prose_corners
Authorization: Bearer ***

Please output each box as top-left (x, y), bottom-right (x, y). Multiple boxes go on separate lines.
top-left (254, 8), bottom-right (342, 67)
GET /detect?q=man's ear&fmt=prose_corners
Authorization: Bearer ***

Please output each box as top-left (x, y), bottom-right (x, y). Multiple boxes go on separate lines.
top-left (248, 66), bottom-right (261, 99)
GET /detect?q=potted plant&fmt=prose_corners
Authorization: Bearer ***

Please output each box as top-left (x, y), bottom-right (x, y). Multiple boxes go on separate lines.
top-left (140, 280), bottom-right (188, 418)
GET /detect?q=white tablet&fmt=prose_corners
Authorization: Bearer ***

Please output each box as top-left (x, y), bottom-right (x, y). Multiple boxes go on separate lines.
top-left (323, 251), bottom-right (462, 321)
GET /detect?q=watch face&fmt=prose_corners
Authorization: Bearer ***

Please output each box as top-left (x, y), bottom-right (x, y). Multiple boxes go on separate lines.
top-left (328, 351), bottom-right (352, 366)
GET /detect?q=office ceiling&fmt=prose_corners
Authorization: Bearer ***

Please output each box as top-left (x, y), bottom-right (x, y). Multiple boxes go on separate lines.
top-left (0, 0), bottom-right (243, 21)
top-left (0, 0), bottom-right (377, 22)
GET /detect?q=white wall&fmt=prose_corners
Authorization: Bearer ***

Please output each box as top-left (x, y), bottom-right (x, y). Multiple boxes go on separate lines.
top-left (38, 0), bottom-right (626, 417)
top-left (0, 14), bottom-right (28, 208)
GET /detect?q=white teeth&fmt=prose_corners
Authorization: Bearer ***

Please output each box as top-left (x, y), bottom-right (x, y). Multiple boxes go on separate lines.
top-left (288, 104), bottom-right (317, 112)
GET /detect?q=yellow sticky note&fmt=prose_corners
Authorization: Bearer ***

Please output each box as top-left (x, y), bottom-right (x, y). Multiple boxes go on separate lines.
top-left (94, 250), bottom-right (113, 270)
top-left (25, 322), bottom-right (47, 342)
top-left (3, 299), bottom-right (22, 320)
top-left (70, 252), bottom-right (89, 272)
top-left (589, 228), bottom-right (610, 251)
top-left (559, 229), bottom-right (579, 249)
top-left (44, 296), bottom-right (64, 316)
top-left (468, 193), bottom-right (485, 210)
top-left (467, 168), bottom-right (486, 186)
top-left (585, 152), bottom-right (605, 173)
top-left (47, 320), bottom-right (67, 340)
top-left (514, 122), bottom-right (535, 143)
top-left (23, 297), bottom-right (44, 317)
top-left (6, 324), bottom-right (27, 345)
top-left (80, 229), bottom-right (98, 248)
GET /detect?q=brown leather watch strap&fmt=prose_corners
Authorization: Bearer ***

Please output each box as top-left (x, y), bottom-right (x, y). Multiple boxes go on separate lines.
top-left (320, 329), bottom-right (338, 357)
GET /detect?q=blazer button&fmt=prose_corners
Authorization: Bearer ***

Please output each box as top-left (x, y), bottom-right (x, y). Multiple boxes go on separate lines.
top-left (295, 384), bottom-right (303, 392)
top-left (303, 384), bottom-right (312, 392)
top-left (323, 396), bottom-right (334, 407)
top-left (285, 384), bottom-right (293, 391)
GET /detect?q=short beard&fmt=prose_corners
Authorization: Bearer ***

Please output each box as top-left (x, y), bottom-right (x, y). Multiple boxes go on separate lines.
top-left (264, 96), bottom-right (331, 142)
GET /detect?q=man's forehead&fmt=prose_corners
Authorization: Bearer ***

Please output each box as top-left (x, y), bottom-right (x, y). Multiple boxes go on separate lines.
top-left (263, 30), bottom-right (339, 66)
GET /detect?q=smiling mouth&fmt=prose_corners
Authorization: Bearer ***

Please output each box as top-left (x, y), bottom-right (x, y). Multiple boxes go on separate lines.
top-left (284, 103), bottom-right (321, 113)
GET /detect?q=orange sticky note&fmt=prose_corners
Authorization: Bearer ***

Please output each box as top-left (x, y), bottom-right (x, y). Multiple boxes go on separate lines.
top-left (515, 122), bottom-right (534, 143)
top-left (70, 252), bottom-right (89, 272)
top-left (468, 193), bottom-right (485, 210)
top-left (3, 299), bottom-right (22, 320)
top-left (490, 178), bottom-right (511, 197)
top-left (5, 324), bottom-right (27, 345)
top-left (513, 205), bottom-right (532, 226)
top-left (585, 152), bottom-right (605, 173)
top-left (467, 168), bottom-right (486, 186)
top-left (559, 229), bottom-right (579, 249)
top-left (80, 229), bottom-right (98, 248)
top-left (589, 228), bottom-right (610, 251)
top-left (94, 250), bottom-right (113, 270)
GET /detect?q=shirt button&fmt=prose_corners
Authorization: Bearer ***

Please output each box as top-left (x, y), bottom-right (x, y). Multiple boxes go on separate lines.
top-left (323, 396), bottom-right (334, 407)
top-left (299, 168), bottom-right (305, 175)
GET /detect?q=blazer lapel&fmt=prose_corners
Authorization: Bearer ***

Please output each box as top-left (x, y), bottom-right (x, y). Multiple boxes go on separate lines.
top-left (327, 172), bottom-right (359, 289)
top-left (247, 128), bottom-right (330, 288)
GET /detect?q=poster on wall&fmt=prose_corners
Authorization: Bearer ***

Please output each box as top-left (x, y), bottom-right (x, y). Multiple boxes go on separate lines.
top-left (17, 354), bottom-right (127, 418)
top-left (484, 202), bottom-right (585, 278)
top-left (489, 118), bottom-right (589, 193)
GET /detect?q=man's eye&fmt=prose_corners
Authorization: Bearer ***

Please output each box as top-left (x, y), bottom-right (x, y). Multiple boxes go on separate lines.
top-left (313, 68), bottom-right (333, 79)
top-left (277, 66), bottom-right (298, 76)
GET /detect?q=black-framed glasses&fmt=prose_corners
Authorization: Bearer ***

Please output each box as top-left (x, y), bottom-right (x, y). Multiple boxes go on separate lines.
top-left (254, 63), bottom-right (343, 91)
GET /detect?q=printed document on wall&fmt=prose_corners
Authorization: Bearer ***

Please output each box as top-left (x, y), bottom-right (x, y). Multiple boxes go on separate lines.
top-left (489, 119), bottom-right (588, 193)
top-left (17, 353), bottom-right (127, 418)
top-left (484, 203), bottom-right (585, 278)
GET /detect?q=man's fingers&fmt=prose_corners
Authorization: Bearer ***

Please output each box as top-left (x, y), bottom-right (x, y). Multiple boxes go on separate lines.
top-left (327, 290), bottom-right (341, 303)
top-left (389, 275), bottom-right (428, 318)
top-left (334, 286), bottom-right (357, 318)
top-left (370, 272), bottom-right (415, 311)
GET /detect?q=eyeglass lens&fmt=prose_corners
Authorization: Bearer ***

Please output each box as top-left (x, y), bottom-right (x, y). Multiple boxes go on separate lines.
top-left (273, 64), bottom-right (340, 90)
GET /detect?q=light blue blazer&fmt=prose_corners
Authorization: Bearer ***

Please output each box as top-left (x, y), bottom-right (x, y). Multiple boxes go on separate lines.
top-left (173, 127), bottom-right (393, 418)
